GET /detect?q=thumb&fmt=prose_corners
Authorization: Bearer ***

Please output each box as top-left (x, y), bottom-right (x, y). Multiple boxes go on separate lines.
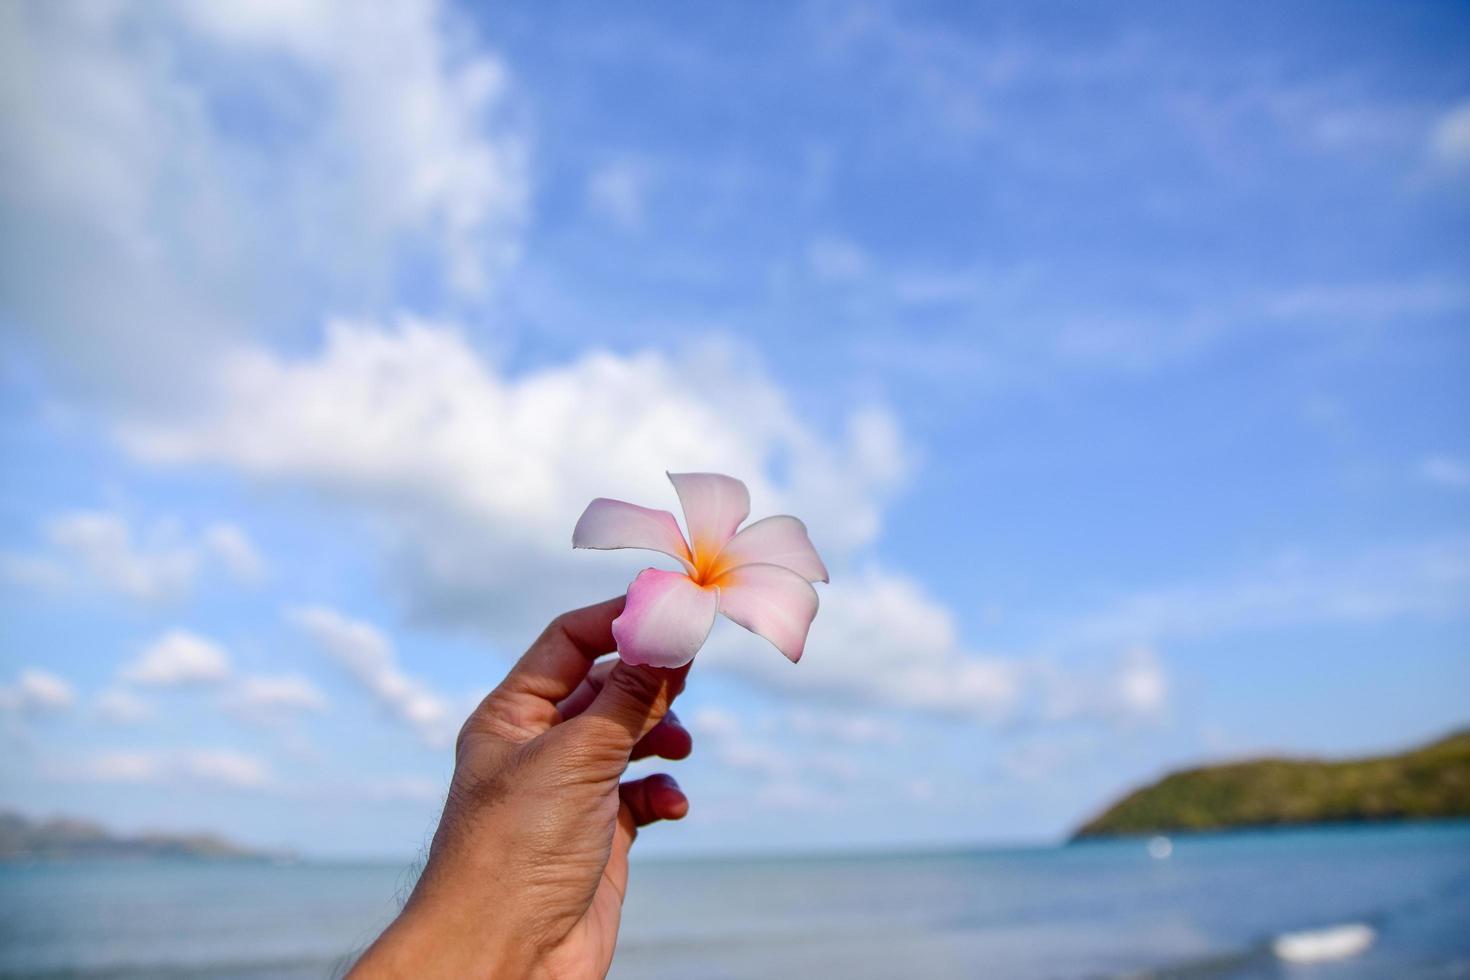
top-left (565, 661), bottom-right (690, 772)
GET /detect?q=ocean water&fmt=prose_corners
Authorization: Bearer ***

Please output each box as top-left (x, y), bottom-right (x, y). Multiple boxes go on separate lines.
top-left (1, 823), bottom-right (1467, 979)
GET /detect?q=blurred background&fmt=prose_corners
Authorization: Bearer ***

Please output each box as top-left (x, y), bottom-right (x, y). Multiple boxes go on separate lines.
top-left (1, 1), bottom-right (1467, 978)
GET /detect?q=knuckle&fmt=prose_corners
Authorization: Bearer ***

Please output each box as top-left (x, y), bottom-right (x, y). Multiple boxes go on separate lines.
top-left (606, 665), bottom-right (665, 707)
top-left (554, 718), bottom-right (633, 775)
top-left (542, 611), bottom-right (574, 644)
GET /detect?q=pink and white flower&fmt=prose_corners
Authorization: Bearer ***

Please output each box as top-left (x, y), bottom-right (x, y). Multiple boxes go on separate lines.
top-left (573, 473), bottom-right (828, 668)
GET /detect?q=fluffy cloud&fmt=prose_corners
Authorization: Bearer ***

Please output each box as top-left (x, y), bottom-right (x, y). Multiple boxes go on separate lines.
top-left (806, 235), bottom-right (870, 282)
top-left (121, 630), bottom-right (232, 686)
top-left (1053, 537), bottom-right (1470, 649)
top-left (0, 0), bottom-right (527, 400)
top-left (586, 161), bottom-right (647, 231)
top-left (93, 688), bottom-right (154, 726)
top-left (0, 669), bottom-right (76, 715)
top-left (110, 317), bottom-right (1171, 730)
top-left (38, 513), bottom-right (198, 602)
top-left (1039, 647), bottom-right (1168, 725)
top-left (202, 525), bottom-right (268, 583)
top-left (688, 706), bottom-right (859, 798)
top-left (700, 569), bottom-right (1174, 728)
top-left (353, 775), bottom-right (446, 804)
top-left (226, 674), bottom-right (328, 723)
top-left (1419, 455), bottom-right (1470, 489)
top-left (701, 567), bottom-right (1024, 721)
top-left (1429, 99), bottom-right (1470, 170)
top-left (169, 0), bottom-right (528, 294)
top-left (121, 319), bottom-right (909, 643)
top-left (180, 749), bottom-right (274, 789)
top-left (66, 748), bottom-right (272, 789)
top-left (0, 512), bottom-right (265, 602)
top-left (289, 606), bottom-right (455, 747)
top-left (786, 707), bottom-right (902, 746)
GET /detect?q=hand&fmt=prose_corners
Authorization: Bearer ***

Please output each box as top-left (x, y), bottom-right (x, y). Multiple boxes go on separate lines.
top-left (350, 597), bottom-right (694, 979)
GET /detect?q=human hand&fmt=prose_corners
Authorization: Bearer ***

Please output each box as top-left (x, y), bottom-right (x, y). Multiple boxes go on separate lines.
top-left (350, 597), bottom-right (694, 979)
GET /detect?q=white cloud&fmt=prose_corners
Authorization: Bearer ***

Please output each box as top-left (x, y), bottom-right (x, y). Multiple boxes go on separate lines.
top-left (121, 319), bottom-right (908, 641)
top-left (1263, 279), bottom-right (1468, 322)
top-left (688, 706), bottom-right (741, 741)
top-left (44, 512), bottom-right (199, 602)
top-left (0, 0), bottom-right (528, 400)
top-left (121, 630), bottom-right (232, 686)
top-left (755, 780), bottom-right (844, 812)
top-left (806, 235), bottom-right (869, 282)
top-left (786, 707), bottom-right (901, 746)
top-left (355, 775), bottom-right (446, 804)
top-left (0, 669), bottom-right (76, 715)
top-left (93, 688), bottom-right (155, 725)
top-left (1, 512), bottom-right (266, 601)
top-left (0, 554), bottom-right (68, 591)
top-left (1054, 537), bottom-right (1470, 649)
top-left (203, 524), bottom-right (268, 583)
top-left (1039, 647), bottom-right (1168, 725)
top-left (289, 606), bottom-right (455, 747)
top-left (171, 0), bottom-right (528, 295)
top-left (179, 749), bottom-right (273, 789)
top-left (66, 748), bottom-right (272, 789)
top-left (124, 333), bottom-right (1174, 734)
top-left (1115, 648), bottom-right (1168, 717)
top-left (996, 733), bottom-right (1101, 782)
top-left (906, 777), bottom-right (936, 801)
top-left (687, 706), bottom-right (858, 799)
top-left (227, 674), bottom-right (328, 722)
top-left (1428, 100), bottom-right (1470, 170)
top-left (701, 567), bottom-right (1024, 722)
top-left (1419, 454), bottom-right (1470, 489)
top-left (73, 750), bottom-right (165, 784)
top-left (108, 322), bottom-right (1458, 737)
top-left (586, 161), bottom-right (646, 230)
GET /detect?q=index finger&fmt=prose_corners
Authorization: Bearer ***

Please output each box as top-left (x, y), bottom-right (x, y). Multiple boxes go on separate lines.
top-left (478, 596), bottom-right (625, 736)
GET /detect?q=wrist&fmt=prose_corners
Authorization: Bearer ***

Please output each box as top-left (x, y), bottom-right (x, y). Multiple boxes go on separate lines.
top-left (351, 889), bottom-right (538, 979)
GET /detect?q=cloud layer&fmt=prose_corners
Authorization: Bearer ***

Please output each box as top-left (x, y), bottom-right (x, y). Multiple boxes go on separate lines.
top-left (0, 0), bottom-right (527, 401)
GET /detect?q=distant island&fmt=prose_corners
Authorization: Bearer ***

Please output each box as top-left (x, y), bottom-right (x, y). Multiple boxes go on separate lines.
top-left (1075, 728), bottom-right (1470, 839)
top-left (0, 810), bottom-right (282, 861)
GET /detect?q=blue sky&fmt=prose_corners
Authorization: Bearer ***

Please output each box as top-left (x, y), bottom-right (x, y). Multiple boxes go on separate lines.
top-left (1, 0), bottom-right (1467, 859)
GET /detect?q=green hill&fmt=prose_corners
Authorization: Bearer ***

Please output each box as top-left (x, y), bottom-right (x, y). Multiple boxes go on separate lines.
top-left (0, 810), bottom-right (278, 861)
top-left (1074, 729), bottom-right (1470, 839)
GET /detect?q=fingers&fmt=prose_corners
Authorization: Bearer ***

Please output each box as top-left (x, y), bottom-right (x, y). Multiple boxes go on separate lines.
top-left (477, 597), bottom-right (625, 736)
top-left (619, 773), bottom-right (689, 827)
top-left (554, 657), bottom-right (615, 721)
top-left (570, 661), bottom-right (691, 766)
top-left (632, 710), bottom-right (692, 761)
top-left (601, 774), bottom-right (689, 912)
top-left (557, 663), bottom-right (693, 762)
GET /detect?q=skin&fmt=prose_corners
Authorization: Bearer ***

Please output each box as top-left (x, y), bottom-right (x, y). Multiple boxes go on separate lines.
top-left (351, 596), bottom-right (695, 979)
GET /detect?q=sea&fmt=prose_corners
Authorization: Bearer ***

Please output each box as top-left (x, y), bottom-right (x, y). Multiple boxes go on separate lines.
top-left (1, 822), bottom-right (1467, 979)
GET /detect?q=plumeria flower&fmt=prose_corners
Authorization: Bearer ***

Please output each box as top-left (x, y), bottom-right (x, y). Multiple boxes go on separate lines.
top-left (573, 472), bottom-right (828, 668)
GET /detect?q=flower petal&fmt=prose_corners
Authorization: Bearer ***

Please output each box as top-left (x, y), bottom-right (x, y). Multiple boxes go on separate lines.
top-left (573, 498), bottom-right (694, 573)
top-left (711, 515), bottom-right (829, 583)
top-left (713, 562), bottom-right (819, 663)
top-left (668, 472), bottom-right (750, 563)
top-left (612, 568), bottom-right (719, 668)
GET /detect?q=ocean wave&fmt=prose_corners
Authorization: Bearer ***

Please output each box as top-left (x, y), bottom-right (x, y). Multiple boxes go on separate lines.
top-left (1271, 922), bottom-right (1376, 963)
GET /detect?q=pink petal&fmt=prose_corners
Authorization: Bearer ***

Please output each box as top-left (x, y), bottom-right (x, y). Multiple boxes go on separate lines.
top-left (711, 515), bottom-right (829, 583)
top-left (573, 498), bottom-right (694, 573)
top-left (668, 472), bottom-right (749, 564)
top-left (713, 562), bottom-right (819, 663)
top-left (612, 568), bottom-right (719, 668)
